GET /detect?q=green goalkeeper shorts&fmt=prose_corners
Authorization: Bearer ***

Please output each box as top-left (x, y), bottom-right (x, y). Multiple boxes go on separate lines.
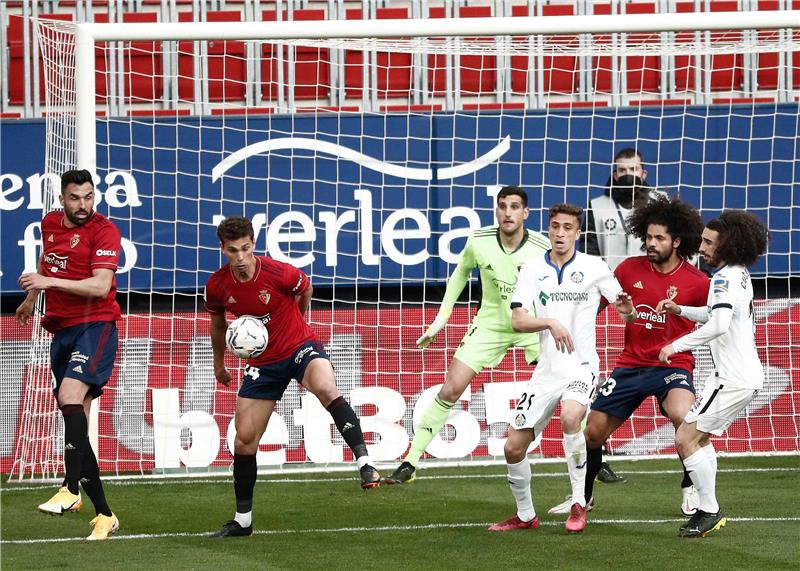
top-left (453, 324), bottom-right (540, 374)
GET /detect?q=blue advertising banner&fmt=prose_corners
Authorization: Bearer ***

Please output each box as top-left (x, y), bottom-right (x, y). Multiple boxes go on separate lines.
top-left (1, 105), bottom-right (798, 293)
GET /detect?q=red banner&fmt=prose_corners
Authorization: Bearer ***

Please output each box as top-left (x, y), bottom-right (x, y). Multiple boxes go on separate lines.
top-left (2, 301), bottom-right (798, 475)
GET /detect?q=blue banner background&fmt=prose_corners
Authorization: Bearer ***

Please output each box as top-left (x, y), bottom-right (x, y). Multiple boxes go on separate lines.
top-left (1, 104), bottom-right (798, 293)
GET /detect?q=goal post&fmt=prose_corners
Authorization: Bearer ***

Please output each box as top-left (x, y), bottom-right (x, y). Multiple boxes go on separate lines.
top-left (7, 9), bottom-right (799, 480)
top-left (69, 10), bottom-right (800, 171)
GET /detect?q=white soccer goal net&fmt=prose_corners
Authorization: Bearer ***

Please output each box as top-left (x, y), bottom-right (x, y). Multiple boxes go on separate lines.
top-left (6, 10), bottom-right (799, 480)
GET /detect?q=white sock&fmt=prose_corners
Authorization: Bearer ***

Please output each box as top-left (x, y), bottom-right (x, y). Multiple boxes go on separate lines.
top-left (563, 431), bottom-right (587, 508)
top-left (702, 442), bottom-right (717, 474)
top-left (506, 458), bottom-right (536, 522)
top-left (234, 511), bottom-right (252, 528)
top-left (357, 455), bottom-right (371, 470)
top-left (683, 449), bottom-right (720, 513)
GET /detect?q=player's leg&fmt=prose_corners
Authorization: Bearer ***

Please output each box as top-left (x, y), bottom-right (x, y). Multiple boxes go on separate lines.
top-left (582, 410), bottom-right (626, 504)
top-left (487, 428), bottom-right (540, 531)
top-left (213, 396), bottom-right (274, 538)
top-left (490, 382), bottom-right (559, 531)
top-left (79, 395), bottom-right (119, 540)
top-left (387, 358), bottom-right (477, 483)
top-left (660, 377), bottom-right (698, 516)
top-left (301, 352), bottom-right (379, 488)
top-left (559, 375), bottom-right (593, 533)
top-left (676, 384), bottom-right (756, 537)
top-left (35, 377), bottom-right (91, 517)
top-left (388, 328), bottom-right (508, 484)
top-left (38, 328), bottom-right (84, 515)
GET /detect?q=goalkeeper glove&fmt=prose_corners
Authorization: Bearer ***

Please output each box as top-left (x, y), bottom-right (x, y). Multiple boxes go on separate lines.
top-left (416, 307), bottom-right (452, 349)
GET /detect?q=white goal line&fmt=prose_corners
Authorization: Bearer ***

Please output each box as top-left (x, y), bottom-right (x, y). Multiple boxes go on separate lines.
top-left (3, 517), bottom-right (799, 545)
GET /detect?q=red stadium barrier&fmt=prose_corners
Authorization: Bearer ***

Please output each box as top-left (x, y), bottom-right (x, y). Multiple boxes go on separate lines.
top-left (2, 301), bottom-right (798, 475)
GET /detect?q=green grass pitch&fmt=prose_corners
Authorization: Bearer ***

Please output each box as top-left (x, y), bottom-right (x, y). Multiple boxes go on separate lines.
top-left (2, 456), bottom-right (798, 570)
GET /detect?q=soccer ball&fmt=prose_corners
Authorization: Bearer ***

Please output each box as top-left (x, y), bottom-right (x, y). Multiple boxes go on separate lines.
top-left (225, 316), bottom-right (269, 359)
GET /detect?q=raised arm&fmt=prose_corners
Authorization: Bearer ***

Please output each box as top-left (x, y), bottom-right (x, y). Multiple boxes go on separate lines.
top-left (417, 238), bottom-right (476, 349)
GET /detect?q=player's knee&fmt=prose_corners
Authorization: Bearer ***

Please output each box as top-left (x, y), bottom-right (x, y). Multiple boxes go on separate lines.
top-left (439, 376), bottom-right (469, 403)
top-left (503, 434), bottom-right (529, 462)
top-left (584, 423), bottom-right (606, 449)
top-left (234, 434), bottom-right (259, 455)
top-left (560, 413), bottom-right (583, 434)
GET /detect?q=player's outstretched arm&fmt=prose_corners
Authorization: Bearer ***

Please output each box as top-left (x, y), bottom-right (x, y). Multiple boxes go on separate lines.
top-left (659, 306), bottom-right (733, 363)
top-left (209, 313), bottom-right (232, 386)
top-left (656, 299), bottom-right (710, 323)
top-left (416, 305), bottom-right (453, 349)
top-left (511, 307), bottom-right (574, 353)
top-left (417, 239), bottom-right (475, 349)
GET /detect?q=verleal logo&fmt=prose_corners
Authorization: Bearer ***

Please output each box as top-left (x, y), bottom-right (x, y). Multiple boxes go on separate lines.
top-left (211, 136), bottom-right (511, 182)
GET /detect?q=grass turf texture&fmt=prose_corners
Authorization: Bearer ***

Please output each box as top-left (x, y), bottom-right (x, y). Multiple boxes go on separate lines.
top-left (2, 456), bottom-right (798, 570)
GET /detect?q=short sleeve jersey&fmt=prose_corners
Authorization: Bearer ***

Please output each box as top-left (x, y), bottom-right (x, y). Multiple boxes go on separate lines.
top-left (39, 210), bottom-right (122, 332)
top-left (512, 251), bottom-right (622, 381)
top-left (456, 227), bottom-right (550, 332)
top-left (679, 265), bottom-right (763, 389)
top-left (613, 257), bottom-right (709, 371)
top-left (204, 256), bottom-right (316, 365)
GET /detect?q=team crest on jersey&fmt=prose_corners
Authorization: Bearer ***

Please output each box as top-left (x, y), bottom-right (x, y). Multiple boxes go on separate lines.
top-left (667, 285), bottom-right (678, 300)
top-left (47, 234), bottom-right (54, 243)
top-left (514, 413), bottom-right (526, 428)
top-left (258, 290), bottom-right (271, 305)
top-left (604, 218), bottom-right (618, 231)
top-left (70, 234), bottom-right (81, 248)
top-left (227, 296), bottom-right (237, 304)
top-left (570, 271), bottom-right (584, 284)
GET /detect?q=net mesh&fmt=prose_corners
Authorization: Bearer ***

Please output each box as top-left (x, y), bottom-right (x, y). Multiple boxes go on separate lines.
top-left (6, 16), bottom-right (798, 479)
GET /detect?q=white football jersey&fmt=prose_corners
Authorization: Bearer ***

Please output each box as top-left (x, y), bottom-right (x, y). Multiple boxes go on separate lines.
top-left (512, 250), bottom-right (622, 382)
top-left (673, 265), bottom-right (763, 389)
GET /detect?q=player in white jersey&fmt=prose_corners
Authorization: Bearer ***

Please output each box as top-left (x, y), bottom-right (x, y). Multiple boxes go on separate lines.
top-left (488, 204), bottom-right (636, 534)
top-left (657, 210), bottom-right (769, 538)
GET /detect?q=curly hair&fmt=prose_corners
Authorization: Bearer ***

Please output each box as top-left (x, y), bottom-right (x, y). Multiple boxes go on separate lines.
top-left (627, 195), bottom-right (704, 259)
top-left (216, 216), bottom-right (254, 244)
top-left (706, 210), bottom-right (769, 267)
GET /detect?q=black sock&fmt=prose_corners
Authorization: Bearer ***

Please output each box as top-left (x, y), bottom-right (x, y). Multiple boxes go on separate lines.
top-left (326, 396), bottom-right (368, 460)
top-left (233, 453), bottom-right (257, 514)
top-left (61, 404), bottom-right (88, 495)
top-left (680, 461), bottom-right (693, 488)
top-left (80, 438), bottom-right (112, 516)
top-left (585, 446), bottom-right (603, 503)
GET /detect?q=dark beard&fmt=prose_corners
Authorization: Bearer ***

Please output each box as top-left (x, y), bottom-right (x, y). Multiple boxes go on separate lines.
top-left (65, 209), bottom-right (92, 226)
top-left (647, 248), bottom-right (671, 264)
top-left (610, 175), bottom-right (649, 208)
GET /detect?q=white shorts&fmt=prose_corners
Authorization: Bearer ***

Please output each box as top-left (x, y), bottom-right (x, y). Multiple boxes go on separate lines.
top-left (684, 377), bottom-right (758, 436)
top-left (509, 370), bottom-right (596, 434)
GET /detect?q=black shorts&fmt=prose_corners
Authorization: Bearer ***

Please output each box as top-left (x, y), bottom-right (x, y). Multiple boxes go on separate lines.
top-left (592, 366), bottom-right (695, 420)
top-left (238, 340), bottom-right (329, 401)
top-left (50, 321), bottom-right (119, 399)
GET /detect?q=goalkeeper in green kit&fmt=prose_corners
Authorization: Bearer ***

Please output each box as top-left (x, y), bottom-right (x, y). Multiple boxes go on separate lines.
top-left (385, 186), bottom-right (550, 484)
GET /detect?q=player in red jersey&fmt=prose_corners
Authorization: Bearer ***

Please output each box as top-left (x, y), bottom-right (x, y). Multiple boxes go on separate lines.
top-left (549, 196), bottom-right (709, 517)
top-left (206, 216), bottom-right (380, 538)
top-left (16, 169), bottom-right (121, 540)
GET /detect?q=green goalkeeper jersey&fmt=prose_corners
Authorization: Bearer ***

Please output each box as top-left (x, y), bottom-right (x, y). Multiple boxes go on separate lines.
top-left (442, 226), bottom-right (550, 332)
